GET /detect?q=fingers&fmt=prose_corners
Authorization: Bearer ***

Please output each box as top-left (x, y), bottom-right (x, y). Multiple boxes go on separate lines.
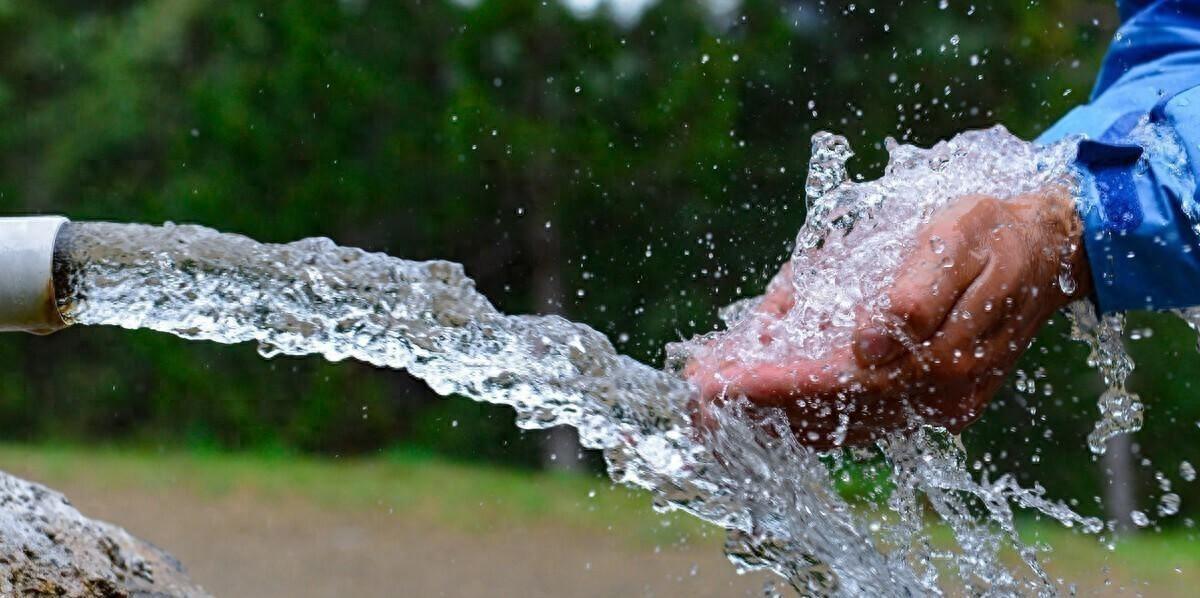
top-left (696, 348), bottom-right (899, 435)
top-left (755, 262), bottom-right (796, 317)
top-left (687, 346), bottom-right (923, 449)
top-left (690, 347), bottom-right (858, 411)
top-left (926, 257), bottom-right (1010, 356)
top-left (906, 254), bottom-right (1036, 430)
top-left (703, 359), bottom-right (831, 407)
top-left (854, 211), bottom-right (992, 367)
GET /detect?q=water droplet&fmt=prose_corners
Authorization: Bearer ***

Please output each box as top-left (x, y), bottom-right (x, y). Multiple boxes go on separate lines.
top-left (1058, 271), bottom-right (1076, 295)
top-left (1158, 493), bottom-right (1181, 517)
top-left (1131, 510), bottom-right (1150, 527)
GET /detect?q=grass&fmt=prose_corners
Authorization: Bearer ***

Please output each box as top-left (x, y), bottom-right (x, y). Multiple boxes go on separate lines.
top-left (1017, 521), bottom-right (1200, 593)
top-left (1, 444), bottom-right (1198, 594)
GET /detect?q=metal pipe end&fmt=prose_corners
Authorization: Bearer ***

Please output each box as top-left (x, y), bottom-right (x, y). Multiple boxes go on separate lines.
top-left (0, 216), bottom-right (69, 335)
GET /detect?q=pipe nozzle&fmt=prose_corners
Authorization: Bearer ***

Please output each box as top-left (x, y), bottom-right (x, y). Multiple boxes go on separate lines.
top-left (0, 216), bottom-right (68, 334)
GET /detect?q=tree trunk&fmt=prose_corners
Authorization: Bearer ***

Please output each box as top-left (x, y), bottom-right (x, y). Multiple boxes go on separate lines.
top-left (527, 192), bottom-right (583, 472)
top-left (1102, 432), bottom-right (1137, 534)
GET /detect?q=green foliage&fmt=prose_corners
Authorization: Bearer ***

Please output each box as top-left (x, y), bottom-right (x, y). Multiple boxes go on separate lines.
top-left (2, 0), bottom-right (1194, 523)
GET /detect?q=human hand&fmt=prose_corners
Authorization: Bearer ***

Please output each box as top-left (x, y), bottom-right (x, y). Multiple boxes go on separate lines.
top-left (687, 188), bottom-right (1090, 448)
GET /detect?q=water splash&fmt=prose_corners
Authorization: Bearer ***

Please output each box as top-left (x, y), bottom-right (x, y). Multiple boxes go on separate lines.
top-left (677, 125), bottom-right (1106, 594)
top-left (53, 220), bottom-right (920, 595)
top-left (52, 125), bottom-right (1123, 595)
top-left (1066, 303), bottom-right (1141, 454)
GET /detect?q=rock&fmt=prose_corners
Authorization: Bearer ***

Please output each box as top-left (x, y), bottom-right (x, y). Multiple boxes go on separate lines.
top-left (0, 469), bottom-right (207, 597)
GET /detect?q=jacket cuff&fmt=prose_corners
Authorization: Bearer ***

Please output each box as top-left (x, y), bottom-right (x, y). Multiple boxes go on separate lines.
top-left (1075, 139), bottom-right (1200, 312)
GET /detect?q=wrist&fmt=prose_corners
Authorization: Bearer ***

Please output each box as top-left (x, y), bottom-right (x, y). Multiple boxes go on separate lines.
top-left (1040, 186), bottom-right (1092, 303)
top-left (1010, 186), bottom-right (1092, 304)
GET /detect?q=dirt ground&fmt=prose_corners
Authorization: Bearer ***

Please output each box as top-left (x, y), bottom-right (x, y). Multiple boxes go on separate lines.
top-left (4, 450), bottom-right (1197, 597)
top-left (10, 471), bottom-right (772, 597)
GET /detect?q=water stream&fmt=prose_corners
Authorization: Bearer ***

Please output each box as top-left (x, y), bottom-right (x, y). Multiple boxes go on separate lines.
top-left (49, 125), bottom-right (1170, 595)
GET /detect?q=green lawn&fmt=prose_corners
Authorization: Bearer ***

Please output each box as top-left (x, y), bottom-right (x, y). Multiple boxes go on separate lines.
top-left (1, 444), bottom-right (1197, 595)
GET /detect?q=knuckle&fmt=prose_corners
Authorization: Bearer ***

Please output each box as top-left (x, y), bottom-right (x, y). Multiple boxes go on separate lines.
top-left (887, 291), bottom-right (938, 334)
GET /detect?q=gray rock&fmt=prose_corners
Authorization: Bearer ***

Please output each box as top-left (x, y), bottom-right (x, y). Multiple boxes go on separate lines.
top-left (0, 470), bottom-right (207, 597)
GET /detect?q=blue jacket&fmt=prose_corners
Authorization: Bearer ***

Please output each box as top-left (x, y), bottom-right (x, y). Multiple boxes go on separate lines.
top-left (1038, 0), bottom-right (1200, 312)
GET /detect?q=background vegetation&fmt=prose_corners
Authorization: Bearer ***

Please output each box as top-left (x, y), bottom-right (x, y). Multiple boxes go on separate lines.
top-left (0, 0), bottom-right (1196, 529)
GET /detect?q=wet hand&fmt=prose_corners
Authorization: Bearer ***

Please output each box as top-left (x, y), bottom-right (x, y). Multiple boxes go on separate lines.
top-left (688, 188), bottom-right (1090, 448)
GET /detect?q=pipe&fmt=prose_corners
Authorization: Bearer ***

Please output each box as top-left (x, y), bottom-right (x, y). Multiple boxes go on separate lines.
top-left (0, 216), bottom-right (68, 334)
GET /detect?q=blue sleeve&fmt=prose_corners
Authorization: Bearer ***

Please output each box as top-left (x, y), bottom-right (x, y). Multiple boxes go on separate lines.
top-left (1037, 0), bottom-right (1200, 312)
